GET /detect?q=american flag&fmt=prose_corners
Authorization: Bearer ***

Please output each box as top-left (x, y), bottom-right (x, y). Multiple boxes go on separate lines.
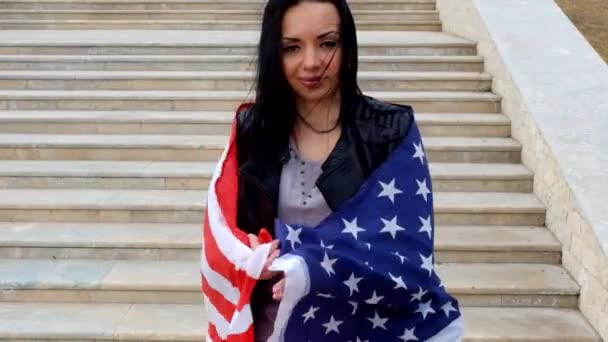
top-left (201, 104), bottom-right (461, 341)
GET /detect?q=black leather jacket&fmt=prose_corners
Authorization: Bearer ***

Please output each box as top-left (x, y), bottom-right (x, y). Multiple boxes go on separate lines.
top-left (235, 94), bottom-right (414, 238)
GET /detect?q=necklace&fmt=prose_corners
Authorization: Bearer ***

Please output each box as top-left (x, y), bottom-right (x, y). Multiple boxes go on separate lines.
top-left (297, 111), bottom-right (340, 134)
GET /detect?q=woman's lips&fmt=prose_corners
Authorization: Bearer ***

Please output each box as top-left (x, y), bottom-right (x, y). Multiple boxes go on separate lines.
top-left (299, 76), bottom-right (323, 88)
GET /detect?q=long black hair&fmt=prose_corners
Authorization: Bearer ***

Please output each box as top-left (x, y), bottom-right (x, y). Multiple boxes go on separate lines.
top-left (240, 0), bottom-right (361, 162)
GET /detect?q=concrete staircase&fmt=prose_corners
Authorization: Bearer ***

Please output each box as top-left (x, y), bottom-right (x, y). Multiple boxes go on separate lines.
top-left (0, 1), bottom-right (602, 341)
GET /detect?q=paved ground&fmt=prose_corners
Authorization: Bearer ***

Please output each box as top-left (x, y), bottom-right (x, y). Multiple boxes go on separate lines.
top-left (555, 0), bottom-right (608, 62)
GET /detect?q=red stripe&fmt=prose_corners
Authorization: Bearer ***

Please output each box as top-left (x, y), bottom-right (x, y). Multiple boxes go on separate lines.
top-left (207, 322), bottom-right (223, 342)
top-left (202, 275), bottom-right (237, 322)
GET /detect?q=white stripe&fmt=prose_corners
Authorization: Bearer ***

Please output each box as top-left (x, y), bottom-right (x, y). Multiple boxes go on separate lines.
top-left (267, 254), bottom-right (310, 342)
top-left (200, 237), bottom-right (240, 305)
top-left (206, 139), bottom-right (269, 279)
top-left (204, 295), bottom-right (254, 340)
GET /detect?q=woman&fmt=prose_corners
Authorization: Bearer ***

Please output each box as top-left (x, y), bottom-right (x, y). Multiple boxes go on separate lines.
top-left (202, 0), bottom-right (464, 341)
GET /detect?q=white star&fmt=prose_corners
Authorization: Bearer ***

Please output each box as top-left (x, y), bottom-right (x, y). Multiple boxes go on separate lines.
top-left (351, 338), bottom-right (369, 342)
top-left (348, 300), bottom-right (358, 314)
top-left (410, 286), bottom-right (427, 303)
top-left (343, 273), bottom-right (363, 296)
top-left (316, 292), bottom-right (335, 299)
top-left (415, 178), bottom-right (431, 202)
top-left (415, 299), bottom-right (436, 320)
top-left (441, 301), bottom-right (458, 318)
top-left (413, 142), bottom-right (425, 165)
top-left (302, 305), bottom-right (319, 323)
top-left (389, 272), bottom-right (408, 290)
top-left (365, 242), bottom-right (371, 250)
top-left (341, 218), bottom-right (366, 240)
top-left (285, 224), bottom-right (302, 250)
top-left (320, 239), bottom-right (334, 250)
top-left (399, 327), bottom-right (419, 341)
top-left (364, 261), bottom-right (374, 270)
top-left (366, 311), bottom-right (388, 330)
top-left (378, 178), bottom-right (403, 203)
top-left (379, 216), bottom-right (406, 239)
top-left (393, 251), bottom-right (408, 264)
top-left (322, 315), bottom-right (343, 335)
top-left (418, 215), bottom-right (433, 240)
top-left (320, 252), bottom-right (338, 276)
top-left (365, 290), bottom-right (384, 305)
top-left (419, 253), bottom-right (434, 277)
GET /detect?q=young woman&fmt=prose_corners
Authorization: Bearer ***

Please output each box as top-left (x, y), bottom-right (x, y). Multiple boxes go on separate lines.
top-left (202, 0), bottom-right (465, 341)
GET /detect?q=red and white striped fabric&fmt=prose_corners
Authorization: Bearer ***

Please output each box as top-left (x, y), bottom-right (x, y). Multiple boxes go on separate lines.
top-left (200, 103), bottom-right (272, 342)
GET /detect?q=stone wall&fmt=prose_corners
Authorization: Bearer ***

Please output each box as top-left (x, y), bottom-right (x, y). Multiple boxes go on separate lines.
top-left (435, 0), bottom-right (608, 339)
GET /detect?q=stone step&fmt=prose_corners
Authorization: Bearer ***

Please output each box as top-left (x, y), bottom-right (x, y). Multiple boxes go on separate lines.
top-left (0, 54), bottom-right (485, 72)
top-left (0, 223), bottom-right (560, 264)
top-left (0, 111), bottom-right (510, 137)
top-left (0, 9), bottom-right (440, 21)
top-left (0, 189), bottom-right (544, 224)
top-left (0, 30), bottom-right (477, 56)
top-left (0, 19), bottom-right (443, 31)
top-left (0, 70), bottom-right (492, 92)
top-left (0, 259), bottom-right (578, 307)
top-left (0, 160), bottom-right (530, 191)
top-left (0, 0), bottom-right (437, 11)
top-left (0, 134), bottom-right (519, 162)
top-left (0, 90), bottom-right (501, 113)
top-left (0, 303), bottom-right (599, 341)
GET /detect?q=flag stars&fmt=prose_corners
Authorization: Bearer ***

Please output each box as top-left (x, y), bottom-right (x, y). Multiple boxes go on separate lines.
top-left (320, 252), bottom-right (338, 276)
top-left (389, 272), bottom-right (408, 290)
top-left (322, 315), bottom-right (343, 335)
top-left (343, 273), bottom-right (363, 296)
top-left (393, 251), bottom-right (408, 264)
top-left (285, 224), bottom-right (302, 250)
top-left (378, 178), bottom-right (403, 203)
top-left (348, 300), bottom-right (358, 315)
top-left (415, 299), bottom-right (436, 320)
top-left (441, 301), bottom-right (458, 318)
top-left (341, 218), bottom-right (366, 240)
top-left (418, 215), bottom-right (433, 240)
top-left (399, 327), bottom-right (419, 341)
top-left (410, 286), bottom-right (428, 303)
top-left (302, 305), bottom-right (319, 323)
top-left (320, 239), bottom-right (334, 250)
top-left (420, 253), bottom-right (434, 277)
top-left (366, 311), bottom-right (388, 330)
top-left (413, 142), bottom-right (425, 165)
top-left (380, 216), bottom-right (406, 239)
top-left (365, 290), bottom-right (384, 305)
top-left (415, 178), bottom-right (431, 202)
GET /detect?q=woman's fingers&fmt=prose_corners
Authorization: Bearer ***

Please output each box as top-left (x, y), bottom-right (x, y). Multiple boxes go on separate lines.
top-left (248, 234), bottom-right (259, 249)
top-left (272, 277), bottom-right (286, 300)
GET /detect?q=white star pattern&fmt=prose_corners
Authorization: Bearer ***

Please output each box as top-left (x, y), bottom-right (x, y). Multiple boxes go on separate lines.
top-left (365, 242), bottom-right (371, 250)
top-left (317, 292), bottom-right (335, 299)
top-left (389, 272), bottom-right (408, 290)
top-left (348, 300), bottom-right (358, 315)
top-left (441, 301), bottom-right (458, 318)
top-left (378, 178), bottom-right (403, 203)
top-left (302, 305), bottom-right (319, 323)
top-left (413, 142), bottom-right (425, 165)
top-left (341, 218), bottom-right (366, 240)
top-left (380, 216), bottom-right (406, 239)
top-left (365, 290), bottom-right (384, 305)
top-left (366, 311), bottom-right (388, 330)
top-left (415, 178), bottom-right (431, 202)
top-left (415, 299), bottom-right (436, 320)
top-left (399, 327), bottom-right (419, 341)
top-left (320, 252), bottom-right (338, 276)
top-left (320, 239), bottom-right (334, 250)
top-left (418, 215), bottom-right (433, 240)
top-left (322, 315), bottom-right (343, 335)
top-left (419, 253), bottom-right (434, 277)
top-left (352, 338), bottom-right (369, 342)
top-left (364, 261), bottom-right (374, 270)
top-left (393, 251), bottom-right (408, 264)
top-left (343, 273), bottom-right (363, 296)
top-left (410, 286), bottom-right (428, 303)
top-left (285, 224), bottom-right (302, 250)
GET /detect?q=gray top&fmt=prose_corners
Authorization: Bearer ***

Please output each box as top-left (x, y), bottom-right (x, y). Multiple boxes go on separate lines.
top-left (254, 142), bottom-right (333, 342)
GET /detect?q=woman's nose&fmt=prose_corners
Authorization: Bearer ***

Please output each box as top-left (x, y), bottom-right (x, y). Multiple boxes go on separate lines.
top-left (302, 47), bottom-right (321, 71)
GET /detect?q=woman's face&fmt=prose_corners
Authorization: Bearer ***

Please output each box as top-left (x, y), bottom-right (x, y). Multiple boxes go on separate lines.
top-left (281, 1), bottom-right (343, 104)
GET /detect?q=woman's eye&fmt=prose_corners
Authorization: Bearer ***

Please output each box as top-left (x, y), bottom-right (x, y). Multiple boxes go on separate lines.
top-left (322, 41), bottom-right (338, 49)
top-left (283, 45), bottom-right (299, 53)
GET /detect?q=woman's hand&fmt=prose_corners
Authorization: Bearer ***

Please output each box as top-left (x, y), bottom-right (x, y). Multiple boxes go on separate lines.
top-left (248, 234), bottom-right (280, 280)
top-left (272, 277), bottom-right (286, 300)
